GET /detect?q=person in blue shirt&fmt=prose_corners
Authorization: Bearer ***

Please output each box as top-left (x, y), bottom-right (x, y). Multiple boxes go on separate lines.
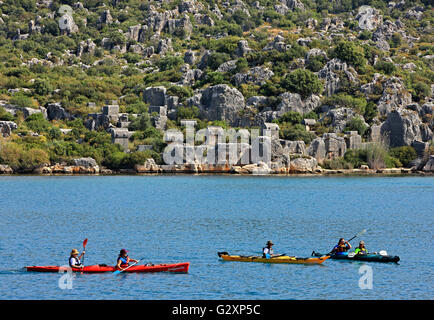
top-left (116, 249), bottom-right (138, 271)
top-left (330, 238), bottom-right (352, 254)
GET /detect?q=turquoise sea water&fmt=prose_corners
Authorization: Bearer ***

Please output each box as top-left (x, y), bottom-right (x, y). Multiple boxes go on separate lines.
top-left (0, 175), bottom-right (433, 299)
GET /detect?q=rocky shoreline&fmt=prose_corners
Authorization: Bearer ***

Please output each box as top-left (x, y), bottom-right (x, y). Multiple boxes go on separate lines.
top-left (1, 157), bottom-right (433, 176)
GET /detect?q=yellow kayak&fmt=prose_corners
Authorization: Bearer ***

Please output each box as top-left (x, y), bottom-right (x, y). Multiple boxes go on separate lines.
top-left (218, 252), bottom-right (329, 264)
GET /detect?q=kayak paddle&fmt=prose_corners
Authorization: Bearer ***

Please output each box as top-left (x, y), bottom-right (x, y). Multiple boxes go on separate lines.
top-left (82, 238), bottom-right (88, 266)
top-left (113, 257), bottom-right (146, 275)
top-left (347, 229), bottom-right (367, 243)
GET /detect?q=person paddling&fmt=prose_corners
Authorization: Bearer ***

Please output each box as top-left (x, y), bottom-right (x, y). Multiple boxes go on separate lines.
top-left (262, 240), bottom-right (277, 258)
top-left (354, 241), bottom-right (368, 255)
top-left (330, 238), bottom-right (352, 254)
top-left (116, 249), bottom-right (138, 271)
top-left (69, 249), bottom-right (85, 268)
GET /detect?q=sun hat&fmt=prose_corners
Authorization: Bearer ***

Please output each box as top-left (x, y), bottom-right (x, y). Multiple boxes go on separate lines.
top-left (266, 240), bottom-right (274, 246)
top-left (70, 249), bottom-right (79, 255)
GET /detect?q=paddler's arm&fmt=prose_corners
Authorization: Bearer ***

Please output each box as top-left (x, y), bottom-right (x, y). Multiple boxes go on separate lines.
top-left (346, 241), bottom-right (352, 249)
top-left (116, 259), bottom-right (124, 271)
top-left (78, 251), bottom-right (85, 260)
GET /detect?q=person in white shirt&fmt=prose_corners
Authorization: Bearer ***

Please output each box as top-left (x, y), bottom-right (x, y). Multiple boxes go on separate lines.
top-left (262, 240), bottom-right (276, 258)
top-left (69, 248), bottom-right (85, 268)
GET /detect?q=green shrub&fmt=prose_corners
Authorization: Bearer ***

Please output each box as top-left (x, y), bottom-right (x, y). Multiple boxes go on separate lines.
top-left (158, 55), bottom-right (184, 71)
top-left (325, 94), bottom-right (367, 114)
top-left (207, 52), bottom-right (231, 70)
top-left (176, 106), bottom-right (199, 121)
top-left (412, 82), bottom-right (431, 103)
top-left (345, 116), bottom-right (369, 136)
top-left (364, 143), bottom-right (398, 169)
top-left (375, 61), bottom-right (396, 75)
top-left (166, 85), bottom-right (193, 101)
top-left (306, 55), bottom-right (326, 72)
top-left (9, 94), bottom-right (34, 109)
top-left (0, 141), bottom-right (49, 170)
top-left (279, 123), bottom-right (316, 144)
top-left (25, 113), bottom-right (51, 133)
top-left (282, 69), bottom-right (323, 98)
top-left (389, 146), bottom-right (418, 167)
top-left (0, 107), bottom-right (15, 121)
top-left (323, 158), bottom-right (353, 170)
top-left (277, 111), bottom-right (303, 125)
top-left (33, 79), bottom-right (53, 96)
top-left (334, 41), bottom-right (366, 68)
top-left (129, 114), bottom-right (151, 131)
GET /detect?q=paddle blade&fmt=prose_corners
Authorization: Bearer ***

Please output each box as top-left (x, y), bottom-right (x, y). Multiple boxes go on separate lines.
top-left (113, 270), bottom-right (121, 275)
top-left (83, 238), bottom-right (88, 248)
top-left (358, 229), bottom-right (367, 237)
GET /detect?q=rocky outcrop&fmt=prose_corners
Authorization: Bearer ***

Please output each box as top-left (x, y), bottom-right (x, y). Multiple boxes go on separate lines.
top-left (380, 109), bottom-right (433, 147)
top-left (157, 38), bottom-right (173, 54)
top-left (263, 35), bottom-right (290, 52)
top-left (178, 64), bottom-right (203, 85)
top-left (184, 50), bottom-right (195, 65)
top-left (289, 157), bottom-right (317, 173)
top-left (305, 48), bottom-right (327, 63)
top-left (356, 6), bottom-right (383, 31)
top-left (135, 158), bottom-right (160, 173)
top-left (372, 20), bottom-right (406, 50)
top-left (377, 77), bottom-right (412, 115)
top-left (423, 156), bottom-right (434, 172)
top-left (236, 40), bottom-right (252, 57)
top-left (77, 39), bottom-right (96, 57)
top-left (308, 133), bottom-right (347, 163)
top-left (143, 86), bottom-right (167, 106)
top-left (191, 84), bottom-right (245, 126)
top-left (73, 157), bottom-right (98, 168)
top-left (46, 102), bottom-right (72, 121)
top-left (318, 59), bottom-right (358, 96)
top-left (99, 10), bottom-right (113, 26)
top-left (0, 164), bottom-right (14, 174)
top-left (217, 60), bottom-right (237, 73)
top-left (277, 93), bottom-right (320, 115)
top-left (232, 67), bottom-right (274, 86)
top-left (0, 121), bottom-right (18, 137)
top-left (320, 108), bottom-right (367, 133)
top-left (1, 102), bottom-right (46, 119)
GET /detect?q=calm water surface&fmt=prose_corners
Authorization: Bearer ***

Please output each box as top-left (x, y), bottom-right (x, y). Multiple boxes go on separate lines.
top-left (0, 175), bottom-right (433, 299)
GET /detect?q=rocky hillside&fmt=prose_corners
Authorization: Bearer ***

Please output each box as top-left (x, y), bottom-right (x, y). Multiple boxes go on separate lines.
top-left (0, 0), bottom-right (433, 173)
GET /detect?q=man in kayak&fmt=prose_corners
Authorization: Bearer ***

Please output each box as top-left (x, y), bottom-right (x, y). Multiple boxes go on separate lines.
top-left (354, 241), bottom-right (368, 255)
top-left (330, 238), bottom-right (352, 254)
top-left (116, 249), bottom-right (139, 271)
top-left (262, 240), bottom-right (277, 258)
top-left (69, 249), bottom-right (85, 268)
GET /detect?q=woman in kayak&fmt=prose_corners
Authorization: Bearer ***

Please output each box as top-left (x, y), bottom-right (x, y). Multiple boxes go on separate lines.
top-left (69, 249), bottom-right (85, 268)
top-left (116, 249), bottom-right (138, 271)
top-left (330, 238), bottom-right (352, 254)
top-left (262, 240), bottom-right (277, 258)
top-left (354, 241), bottom-right (368, 255)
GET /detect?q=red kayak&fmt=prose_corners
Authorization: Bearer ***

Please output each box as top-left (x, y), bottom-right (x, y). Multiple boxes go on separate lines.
top-left (26, 262), bottom-right (189, 273)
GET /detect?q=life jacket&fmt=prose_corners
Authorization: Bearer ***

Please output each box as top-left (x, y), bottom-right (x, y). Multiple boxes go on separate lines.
top-left (262, 247), bottom-right (273, 258)
top-left (117, 255), bottom-right (129, 268)
top-left (69, 256), bottom-right (82, 268)
top-left (355, 247), bottom-right (368, 254)
top-left (333, 244), bottom-right (348, 253)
